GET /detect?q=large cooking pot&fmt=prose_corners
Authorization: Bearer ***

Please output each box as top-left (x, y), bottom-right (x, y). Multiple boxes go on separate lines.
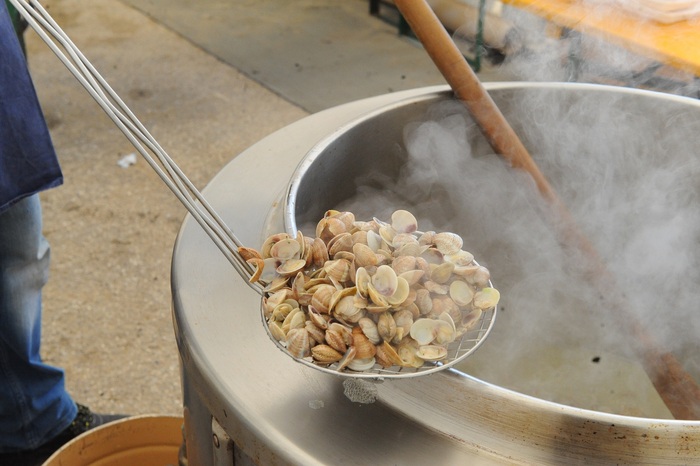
top-left (173, 83), bottom-right (700, 466)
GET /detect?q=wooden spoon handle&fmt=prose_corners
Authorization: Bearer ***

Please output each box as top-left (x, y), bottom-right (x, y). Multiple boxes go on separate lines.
top-left (394, 0), bottom-right (556, 202)
top-left (393, 0), bottom-right (700, 420)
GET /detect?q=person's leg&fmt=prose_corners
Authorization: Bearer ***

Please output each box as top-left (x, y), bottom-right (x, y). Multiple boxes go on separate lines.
top-left (0, 194), bottom-right (76, 452)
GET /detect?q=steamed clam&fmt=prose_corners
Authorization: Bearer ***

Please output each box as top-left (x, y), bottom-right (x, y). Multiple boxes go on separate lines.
top-left (240, 209), bottom-right (499, 373)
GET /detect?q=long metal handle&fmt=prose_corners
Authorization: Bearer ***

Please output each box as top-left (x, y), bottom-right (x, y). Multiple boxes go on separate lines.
top-left (9, 0), bottom-right (263, 295)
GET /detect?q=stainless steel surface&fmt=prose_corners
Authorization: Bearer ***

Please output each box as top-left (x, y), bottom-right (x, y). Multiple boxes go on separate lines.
top-left (172, 84), bottom-right (700, 466)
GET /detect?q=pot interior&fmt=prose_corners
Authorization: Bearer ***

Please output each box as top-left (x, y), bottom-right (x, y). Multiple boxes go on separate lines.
top-left (286, 84), bottom-right (700, 419)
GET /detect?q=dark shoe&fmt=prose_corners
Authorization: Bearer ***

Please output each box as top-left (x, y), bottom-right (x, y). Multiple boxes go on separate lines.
top-left (0, 403), bottom-right (128, 466)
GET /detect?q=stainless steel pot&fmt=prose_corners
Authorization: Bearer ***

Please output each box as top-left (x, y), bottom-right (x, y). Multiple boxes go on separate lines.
top-left (173, 83), bottom-right (700, 466)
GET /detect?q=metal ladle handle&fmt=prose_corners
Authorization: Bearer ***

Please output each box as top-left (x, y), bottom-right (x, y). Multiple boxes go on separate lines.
top-left (9, 0), bottom-right (263, 295)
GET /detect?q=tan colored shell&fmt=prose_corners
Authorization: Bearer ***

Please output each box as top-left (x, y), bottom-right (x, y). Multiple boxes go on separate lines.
top-left (386, 276), bottom-right (410, 307)
top-left (358, 317), bottom-right (381, 344)
top-left (268, 321), bottom-right (286, 342)
top-left (324, 258), bottom-right (352, 283)
top-left (430, 261), bottom-right (455, 284)
top-left (391, 209), bottom-right (418, 234)
top-left (333, 295), bottom-right (365, 324)
top-left (393, 308), bottom-right (414, 344)
top-left (392, 255), bottom-right (416, 275)
top-left (377, 311), bottom-right (397, 342)
top-left (352, 326), bottom-right (377, 359)
top-left (270, 238), bottom-right (301, 261)
top-left (317, 217), bottom-right (347, 243)
top-left (433, 232), bottom-right (463, 256)
top-left (238, 246), bottom-right (262, 262)
top-left (347, 357), bottom-right (376, 372)
top-left (286, 328), bottom-right (311, 358)
top-left (375, 341), bottom-right (404, 368)
top-left (311, 344), bottom-right (343, 364)
top-left (328, 232), bottom-right (354, 257)
top-left (416, 345), bottom-right (448, 361)
top-left (311, 284), bottom-right (336, 314)
top-left (353, 243), bottom-right (378, 268)
top-left (305, 320), bottom-right (326, 344)
top-left (449, 280), bottom-right (475, 307)
top-left (262, 233), bottom-right (291, 258)
top-left (473, 287), bottom-right (500, 310)
top-left (371, 265), bottom-right (398, 297)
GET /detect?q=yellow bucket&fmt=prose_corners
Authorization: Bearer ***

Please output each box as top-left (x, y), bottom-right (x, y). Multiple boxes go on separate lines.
top-left (43, 415), bottom-right (183, 466)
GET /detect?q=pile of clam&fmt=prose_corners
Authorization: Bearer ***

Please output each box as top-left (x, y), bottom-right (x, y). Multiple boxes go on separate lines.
top-left (238, 209), bottom-right (499, 373)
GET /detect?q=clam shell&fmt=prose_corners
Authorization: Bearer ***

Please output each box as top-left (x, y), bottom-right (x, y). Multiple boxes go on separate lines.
top-left (347, 357), bottom-right (377, 372)
top-left (238, 246), bottom-right (262, 262)
top-left (399, 269), bottom-right (424, 287)
top-left (377, 311), bottom-right (397, 342)
top-left (392, 308), bottom-right (414, 344)
top-left (325, 328), bottom-right (348, 353)
top-left (449, 280), bottom-right (475, 307)
top-left (308, 305), bottom-right (329, 330)
top-left (409, 318), bottom-right (454, 346)
top-left (375, 341), bottom-right (404, 368)
top-left (433, 232), bottom-right (463, 256)
top-left (262, 233), bottom-right (290, 258)
top-left (432, 261), bottom-right (456, 284)
top-left (392, 255), bottom-right (416, 275)
top-left (355, 266), bottom-right (371, 297)
top-left (390, 209), bottom-right (418, 234)
top-left (371, 265), bottom-right (398, 297)
top-left (282, 307), bottom-right (305, 334)
top-left (415, 289), bottom-right (433, 315)
top-left (398, 339), bottom-right (424, 368)
top-left (446, 250), bottom-right (474, 266)
top-left (277, 258), bottom-right (306, 276)
top-left (268, 321), bottom-right (286, 342)
top-left (270, 238), bottom-right (302, 261)
top-left (334, 295), bottom-right (366, 324)
top-left (260, 257), bottom-right (282, 283)
top-left (305, 320), bottom-right (326, 344)
top-left (352, 326), bottom-right (377, 359)
top-left (386, 276), bottom-right (410, 307)
top-left (328, 232), bottom-right (354, 257)
top-left (286, 328), bottom-right (311, 358)
top-left (271, 302), bottom-right (294, 322)
top-left (416, 345), bottom-right (448, 361)
top-left (461, 308), bottom-right (483, 331)
top-left (353, 243), bottom-right (378, 268)
top-left (329, 322), bottom-right (354, 346)
top-left (473, 287), bottom-right (500, 310)
top-left (336, 346), bottom-right (357, 371)
top-left (310, 237), bottom-right (329, 268)
top-left (311, 284), bottom-right (336, 314)
top-left (316, 217), bottom-right (346, 243)
top-left (247, 257), bottom-right (265, 283)
top-left (311, 344), bottom-right (343, 364)
top-left (358, 317), bottom-right (381, 344)
top-left (324, 258), bottom-right (352, 282)
top-left (366, 230), bottom-right (384, 252)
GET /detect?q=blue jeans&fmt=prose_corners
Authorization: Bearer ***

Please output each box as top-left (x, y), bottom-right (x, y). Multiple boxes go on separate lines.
top-left (0, 195), bottom-right (76, 452)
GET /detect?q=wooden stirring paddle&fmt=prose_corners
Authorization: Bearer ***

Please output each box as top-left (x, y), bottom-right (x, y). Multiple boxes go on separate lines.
top-left (393, 0), bottom-right (700, 420)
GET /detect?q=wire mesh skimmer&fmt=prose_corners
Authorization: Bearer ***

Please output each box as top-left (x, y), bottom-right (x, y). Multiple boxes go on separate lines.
top-left (9, 0), bottom-right (497, 378)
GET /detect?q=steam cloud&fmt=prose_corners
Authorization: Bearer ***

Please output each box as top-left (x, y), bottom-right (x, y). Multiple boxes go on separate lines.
top-left (335, 88), bottom-right (700, 418)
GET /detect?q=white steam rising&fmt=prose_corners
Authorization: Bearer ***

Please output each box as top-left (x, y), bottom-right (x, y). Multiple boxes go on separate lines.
top-left (335, 90), bottom-right (700, 418)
